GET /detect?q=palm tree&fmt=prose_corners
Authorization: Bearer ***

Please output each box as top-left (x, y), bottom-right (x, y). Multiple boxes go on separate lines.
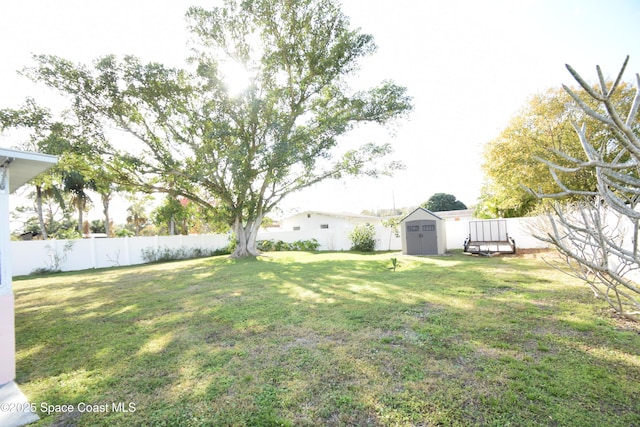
top-left (62, 171), bottom-right (96, 234)
top-left (33, 180), bottom-right (66, 239)
top-left (127, 200), bottom-right (149, 236)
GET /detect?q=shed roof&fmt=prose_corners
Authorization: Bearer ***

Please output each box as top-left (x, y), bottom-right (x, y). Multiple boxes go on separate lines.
top-left (0, 148), bottom-right (57, 193)
top-left (400, 207), bottom-right (443, 222)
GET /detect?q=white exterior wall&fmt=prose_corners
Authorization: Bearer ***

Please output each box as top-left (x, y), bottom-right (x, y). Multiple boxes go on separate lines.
top-left (1, 148), bottom-right (58, 388)
top-left (0, 172), bottom-right (14, 384)
top-left (281, 212), bottom-right (376, 231)
top-left (277, 212), bottom-right (400, 251)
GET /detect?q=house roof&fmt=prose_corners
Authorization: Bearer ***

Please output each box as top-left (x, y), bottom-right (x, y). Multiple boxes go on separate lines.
top-left (400, 207), bottom-right (443, 222)
top-left (286, 210), bottom-right (381, 221)
top-left (0, 148), bottom-right (57, 193)
top-left (433, 208), bottom-right (474, 219)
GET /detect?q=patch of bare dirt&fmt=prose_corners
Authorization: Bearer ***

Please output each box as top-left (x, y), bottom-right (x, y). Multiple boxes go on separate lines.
top-left (510, 248), bottom-right (556, 259)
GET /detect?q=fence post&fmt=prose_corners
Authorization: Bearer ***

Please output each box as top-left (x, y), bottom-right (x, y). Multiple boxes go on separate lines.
top-left (124, 237), bottom-right (131, 266)
top-left (91, 237), bottom-right (97, 270)
top-left (53, 239), bottom-right (60, 270)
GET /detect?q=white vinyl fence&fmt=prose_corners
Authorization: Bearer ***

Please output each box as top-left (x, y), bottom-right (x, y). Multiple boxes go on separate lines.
top-left (11, 216), bottom-right (549, 276)
top-left (11, 234), bottom-right (230, 276)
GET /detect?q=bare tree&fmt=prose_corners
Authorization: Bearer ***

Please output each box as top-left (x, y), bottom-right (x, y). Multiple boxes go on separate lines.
top-left (530, 56), bottom-right (640, 321)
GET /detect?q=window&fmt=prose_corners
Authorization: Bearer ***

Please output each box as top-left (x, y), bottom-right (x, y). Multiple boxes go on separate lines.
top-left (320, 224), bottom-right (329, 229)
top-left (293, 226), bottom-right (300, 231)
top-left (407, 225), bottom-right (419, 232)
top-left (423, 224), bottom-right (435, 232)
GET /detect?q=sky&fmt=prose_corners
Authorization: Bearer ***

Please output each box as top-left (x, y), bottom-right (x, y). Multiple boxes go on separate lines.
top-left (1, 0), bottom-right (640, 224)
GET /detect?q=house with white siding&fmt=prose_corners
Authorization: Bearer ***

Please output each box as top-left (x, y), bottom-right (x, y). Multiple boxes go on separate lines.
top-left (280, 211), bottom-right (380, 232)
top-left (276, 211), bottom-right (401, 251)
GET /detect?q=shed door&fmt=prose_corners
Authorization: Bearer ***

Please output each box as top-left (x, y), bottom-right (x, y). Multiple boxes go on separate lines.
top-left (406, 220), bottom-right (438, 255)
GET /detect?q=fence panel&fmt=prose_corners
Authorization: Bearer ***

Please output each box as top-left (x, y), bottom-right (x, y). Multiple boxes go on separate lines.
top-left (12, 240), bottom-right (52, 276)
top-left (444, 220), bottom-right (468, 250)
top-left (504, 217), bottom-right (549, 249)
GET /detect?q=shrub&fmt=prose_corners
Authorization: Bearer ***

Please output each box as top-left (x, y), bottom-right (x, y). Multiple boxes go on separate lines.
top-left (212, 247), bottom-right (233, 256)
top-left (275, 240), bottom-right (290, 251)
top-left (257, 238), bottom-right (320, 252)
top-left (349, 224), bottom-right (376, 252)
top-left (292, 239), bottom-right (320, 251)
top-left (257, 239), bottom-right (276, 251)
top-left (141, 246), bottom-right (218, 263)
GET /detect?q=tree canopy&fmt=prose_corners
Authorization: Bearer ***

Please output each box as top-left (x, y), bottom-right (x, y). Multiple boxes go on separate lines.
top-left (421, 193), bottom-right (467, 212)
top-left (477, 83), bottom-right (638, 218)
top-left (0, 98), bottom-right (93, 238)
top-left (25, 0), bottom-right (412, 257)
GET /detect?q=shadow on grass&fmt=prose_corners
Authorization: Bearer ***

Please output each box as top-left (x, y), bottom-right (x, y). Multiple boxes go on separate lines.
top-left (13, 252), bottom-right (640, 426)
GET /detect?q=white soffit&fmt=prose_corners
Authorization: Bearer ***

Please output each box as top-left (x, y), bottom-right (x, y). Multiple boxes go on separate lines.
top-left (0, 148), bottom-right (58, 194)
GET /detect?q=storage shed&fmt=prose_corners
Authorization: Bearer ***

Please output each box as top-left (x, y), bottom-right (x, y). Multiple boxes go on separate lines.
top-left (400, 208), bottom-right (446, 255)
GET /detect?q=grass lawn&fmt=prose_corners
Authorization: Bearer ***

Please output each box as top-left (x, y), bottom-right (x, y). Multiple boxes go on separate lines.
top-left (13, 250), bottom-right (640, 426)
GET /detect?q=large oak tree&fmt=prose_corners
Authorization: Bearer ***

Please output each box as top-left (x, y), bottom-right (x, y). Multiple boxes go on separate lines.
top-left (26, 0), bottom-right (412, 257)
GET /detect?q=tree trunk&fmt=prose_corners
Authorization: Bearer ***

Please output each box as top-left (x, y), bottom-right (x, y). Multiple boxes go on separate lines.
top-left (46, 203), bottom-right (55, 237)
top-left (77, 205), bottom-right (84, 234)
top-left (231, 214), bottom-right (263, 258)
top-left (102, 194), bottom-right (111, 237)
top-left (35, 185), bottom-right (48, 240)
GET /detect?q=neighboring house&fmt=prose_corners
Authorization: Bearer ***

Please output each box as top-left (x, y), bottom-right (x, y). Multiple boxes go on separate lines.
top-left (280, 211), bottom-right (380, 232)
top-left (400, 207), bottom-right (447, 255)
top-left (272, 211), bottom-right (401, 251)
top-left (432, 209), bottom-right (475, 250)
top-left (433, 208), bottom-right (474, 222)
